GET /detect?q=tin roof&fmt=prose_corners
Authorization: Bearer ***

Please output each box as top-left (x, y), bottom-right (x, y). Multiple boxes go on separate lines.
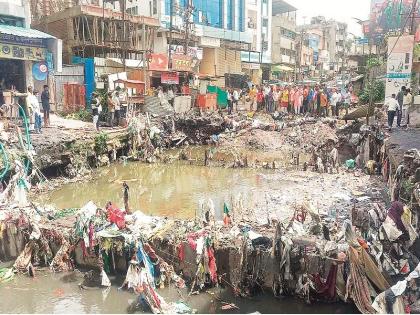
top-left (0, 24), bottom-right (56, 39)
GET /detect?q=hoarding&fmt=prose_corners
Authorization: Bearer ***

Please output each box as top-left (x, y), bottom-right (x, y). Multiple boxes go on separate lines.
top-left (386, 35), bottom-right (414, 97)
top-left (171, 55), bottom-right (193, 72)
top-left (148, 54), bottom-right (168, 71)
top-left (169, 45), bottom-right (203, 60)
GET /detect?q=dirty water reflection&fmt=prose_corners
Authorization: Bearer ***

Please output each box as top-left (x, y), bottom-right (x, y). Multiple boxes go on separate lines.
top-left (38, 162), bottom-right (278, 219)
top-left (0, 271), bottom-right (358, 314)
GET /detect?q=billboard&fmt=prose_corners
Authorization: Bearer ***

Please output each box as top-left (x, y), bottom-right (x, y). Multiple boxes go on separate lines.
top-left (386, 35), bottom-right (414, 97)
top-left (149, 54), bottom-right (168, 71)
top-left (370, 0), bottom-right (420, 34)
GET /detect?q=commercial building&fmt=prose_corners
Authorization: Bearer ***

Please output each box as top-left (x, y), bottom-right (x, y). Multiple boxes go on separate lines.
top-left (298, 16), bottom-right (348, 76)
top-left (271, 0), bottom-right (297, 82)
top-left (0, 0), bottom-right (61, 98)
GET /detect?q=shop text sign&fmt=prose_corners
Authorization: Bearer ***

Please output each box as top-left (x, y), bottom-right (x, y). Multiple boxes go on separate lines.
top-left (161, 72), bottom-right (179, 84)
top-left (171, 55), bottom-right (192, 72)
top-left (0, 43), bottom-right (46, 61)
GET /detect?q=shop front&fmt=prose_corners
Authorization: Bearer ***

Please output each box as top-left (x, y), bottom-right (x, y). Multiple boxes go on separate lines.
top-left (0, 24), bottom-right (61, 110)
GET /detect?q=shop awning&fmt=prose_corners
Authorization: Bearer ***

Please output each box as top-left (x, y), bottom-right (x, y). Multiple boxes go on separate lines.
top-left (271, 65), bottom-right (294, 72)
top-left (0, 24), bottom-right (56, 39)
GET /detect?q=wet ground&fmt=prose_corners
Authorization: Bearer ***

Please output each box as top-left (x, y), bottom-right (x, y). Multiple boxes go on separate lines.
top-left (0, 270), bottom-right (358, 314)
top-left (36, 160), bottom-right (372, 222)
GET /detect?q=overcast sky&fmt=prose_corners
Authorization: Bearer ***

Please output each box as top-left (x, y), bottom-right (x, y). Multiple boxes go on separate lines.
top-left (286, 0), bottom-right (371, 36)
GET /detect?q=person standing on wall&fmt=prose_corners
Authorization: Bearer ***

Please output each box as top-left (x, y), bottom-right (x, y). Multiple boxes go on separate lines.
top-left (107, 92), bottom-right (115, 128)
top-left (41, 85), bottom-right (50, 127)
top-left (91, 92), bottom-right (101, 131)
top-left (112, 91), bottom-right (121, 127)
top-left (385, 94), bottom-right (399, 131)
top-left (396, 86), bottom-right (406, 127)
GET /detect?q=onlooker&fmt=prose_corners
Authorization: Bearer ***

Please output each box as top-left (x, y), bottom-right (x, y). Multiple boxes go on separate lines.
top-left (330, 88), bottom-right (341, 117)
top-left (256, 88), bottom-right (264, 111)
top-left (232, 89), bottom-right (239, 112)
top-left (385, 94), bottom-right (399, 131)
top-left (107, 92), bottom-right (115, 128)
top-left (167, 87), bottom-right (175, 107)
top-left (402, 88), bottom-right (412, 126)
top-left (41, 85), bottom-right (50, 127)
top-left (91, 92), bottom-right (101, 131)
top-left (227, 89), bottom-right (233, 115)
top-left (396, 86), bottom-right (406, 127)
top-left (33, 90), bottom-right (42, 133)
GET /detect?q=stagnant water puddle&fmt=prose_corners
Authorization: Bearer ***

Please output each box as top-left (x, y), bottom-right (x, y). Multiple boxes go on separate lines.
top-left (37, 162), bottom-right (278, 219)
top-left (0, 270), bottom-right (358, 314)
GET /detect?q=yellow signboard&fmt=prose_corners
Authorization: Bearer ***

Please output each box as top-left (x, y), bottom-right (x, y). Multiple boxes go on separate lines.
top-left (0, 43), bottom-right (46, 61)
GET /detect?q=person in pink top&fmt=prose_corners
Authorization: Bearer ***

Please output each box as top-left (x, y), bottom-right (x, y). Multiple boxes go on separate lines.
top-left (289, 86), bottom-right (295, 113)
top-left (294, 87), bottom-right (303, 114)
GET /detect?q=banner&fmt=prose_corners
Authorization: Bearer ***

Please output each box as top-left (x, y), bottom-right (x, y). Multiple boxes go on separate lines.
top-left (149, 53), bottom-right (168, 71)
top-left (161, 72), bottom-right (179, 84)
top-left (172, 55), bottom-right (192, 72)
top-left (0, 43), bottom-right (46, 61)
top-left (386, 35), bottom-right (414, 97)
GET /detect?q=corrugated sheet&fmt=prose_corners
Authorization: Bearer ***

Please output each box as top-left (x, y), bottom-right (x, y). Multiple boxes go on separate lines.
top-left (53, 65), bottom-right (85, 112)
top-left (0, 24), bottom-right (56, 39)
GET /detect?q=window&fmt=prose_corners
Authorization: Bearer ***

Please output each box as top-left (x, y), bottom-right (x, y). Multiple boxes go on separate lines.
top-left (153, 0), bottom-right (157, 14)
top-left (0, 15), bottom-right (24, 27)
top-left (262, 18), bottom-right (268, 27)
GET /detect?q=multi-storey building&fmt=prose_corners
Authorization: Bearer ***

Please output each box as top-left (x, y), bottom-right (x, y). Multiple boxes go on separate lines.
top-left (298, 16), bottom-right (348, 76)
top-left (270, 0), bottom-right (296, 82)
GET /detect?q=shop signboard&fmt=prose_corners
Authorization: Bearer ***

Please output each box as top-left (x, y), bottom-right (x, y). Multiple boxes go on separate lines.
top-left (0, 43), bottom-right (46, 61)
top-left (161, 72), bottom-right (179, 84)
top-left (169, 45), bottom-right (203, 60)
top-left (0, 34), bottom-right (45, 47)
top-left (171, 55), bottom-right (192, 72)
top-left (148, 53), bottom-right (168, 71)
top-left (386, 35), bottom-right (414, 97)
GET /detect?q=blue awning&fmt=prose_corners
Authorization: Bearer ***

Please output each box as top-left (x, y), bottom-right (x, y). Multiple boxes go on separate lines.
top-left (0, 24), bottom-right (56, 39)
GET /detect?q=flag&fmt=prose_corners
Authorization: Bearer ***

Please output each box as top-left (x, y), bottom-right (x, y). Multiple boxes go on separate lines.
top-left (223, 203), bottom-right (231, 225)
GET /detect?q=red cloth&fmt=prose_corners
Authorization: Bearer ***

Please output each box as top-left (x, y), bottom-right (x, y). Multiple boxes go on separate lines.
top-left (177, 243), bottom-right (185, 262)
top-left (106, 204), bottom-right (126, 229)
top-left (207, 247), bottom-right (217, 283)
top-left (143, 243), bottom-right (158, 261)
top-left (312, 263), bottom-right (338, 300)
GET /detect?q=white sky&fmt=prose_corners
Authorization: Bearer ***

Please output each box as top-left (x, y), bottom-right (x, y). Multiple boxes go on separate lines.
top-left (286, 0), bottom-right (371, 36)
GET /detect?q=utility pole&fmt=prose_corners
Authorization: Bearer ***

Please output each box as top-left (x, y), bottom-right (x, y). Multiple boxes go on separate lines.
top-left (184, 0), bottom-right (193, 55)
top-left (168, 0), bottom-right (173, 69)
top-left (411, 0), bottom-right (418, 35)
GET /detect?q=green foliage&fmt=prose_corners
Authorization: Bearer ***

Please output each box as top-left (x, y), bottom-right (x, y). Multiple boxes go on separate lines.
top-left (94, 132), bottom-right (109, 155)
top-left (366, 57), bottom-right (382, 69)
top-left (64, 109), bottom-right (92, 122)
top-left (358, 80), bottom-right (385, 105)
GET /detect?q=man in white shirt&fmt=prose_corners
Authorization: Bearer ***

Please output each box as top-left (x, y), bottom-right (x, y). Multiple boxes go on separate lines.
top-left (330, 89), bottom-right (341, 117)
top-left (384, 94), bottom-right (400, 131)
top-left (402, 88), bottom-right (413, 126)
top-left (232, 89), bottom-right (239, 112)
top-left (167, 88), bottom-right (175, 106)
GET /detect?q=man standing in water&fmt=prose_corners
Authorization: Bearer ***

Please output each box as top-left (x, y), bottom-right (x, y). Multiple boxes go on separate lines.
top-left (123, 182), bottom-right (131, 214)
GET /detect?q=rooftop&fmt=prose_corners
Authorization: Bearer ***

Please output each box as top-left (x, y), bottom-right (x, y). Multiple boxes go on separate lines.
top-left (272, 0), bottom-right (297, 15)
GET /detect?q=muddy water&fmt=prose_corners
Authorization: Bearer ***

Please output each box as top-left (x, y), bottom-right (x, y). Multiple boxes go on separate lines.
top-left (38, 162), bottom-right (277, 219)
top-left (0, 270), bottom-right (358, 314)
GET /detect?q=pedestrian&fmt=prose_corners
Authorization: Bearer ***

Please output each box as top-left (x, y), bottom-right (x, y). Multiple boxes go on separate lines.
top-left (293, 87), bottom-right (303, 115)
top-left (25, 86), bottom-right (35, 130)
top-left (330, 88), bottom-right (341, 117)
top-left (280, 86), bottom-right (289, 113)
top-left (107, 92), bottom-right (115, 128)
top-left (266, 87), bottom-right (274, 113)
top-left (91, 92), bottom-right (101, 131)
top-left (385, 94), bottom-right (399, 131)
top-left (30, 90), bottom-right (42, 133)
top-left (249, 85), bottom-right (257, 111)
top-left (302, 85), bottom-right (309, 114)
top-left (41, 85), bottom-right (50, 127)
top-left (118, 87), bottom-right (128, 119)
top-left (315, 87), bottom-right (321, 116)
top-left (396, 86), bottom-right (406, 127)
top-left (320, 89), bottom-right (328, 117)
top-left (227, 89), bottom-right (233, 115)
top-left (112, 91), bottom-right (121, 127)
top-left (256, 87), bottom-right (264, 111)
top-left (232, 89), bottom-right (239, 112)
top-left (167, 87), bottom-right (175, 107)
top-left (402, 88), bottom-right (412, 126)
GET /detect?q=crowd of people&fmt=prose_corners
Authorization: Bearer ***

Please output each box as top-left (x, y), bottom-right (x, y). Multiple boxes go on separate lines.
top-left (226, 83), bottom-right (353, 117)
